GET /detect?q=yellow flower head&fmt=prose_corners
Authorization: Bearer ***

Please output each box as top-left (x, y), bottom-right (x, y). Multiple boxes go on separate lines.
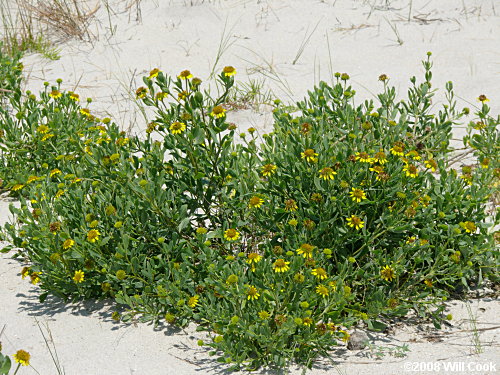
top-left (73, 270), bottom-right (85, 283)
top-left (135, 86), bottom-right (148, 99)
top-left (222, 66), bottom-right (236, 77)
top-left (258, 310), bottom-right (270, 320)
top-left (210, 105), bottom-right (226, 118)
top-left (425, 159), bottom-right (437, 172)
top-left (21, 267), bottom-right (31, 279)
top-left (50, 168), bottom-right (62, 177)
top-left (246, 285), bottom-right (260, 300)
top-left (284, 199), bottom-right (298, 212)
top-left (315, 284), bottom-right (329, 298)
top-left (303, 317), bottom-right (313, 326)
top-left (30, 272), bottom-right (41, 285)
top-left (311, 267), bottom-right (327, 280)
top-left (319, 167), bottom-right (337, 180)
top-left (13, 349), bottom-right (30, 366)
top-left (80, 108), bottom-right (91, 117)
top-left (477, 94), bottom-right (489, 103)
top-left (296, 243), bottom-right (315, 258)
top-left (87, 229), bottom-right (101, 243)
top-left (355, 152), bottom-right (372, 163)
top-left (63, 238), bottom-right (75, 250)
top-left (188, 295), bottom-right (199, 308)
top-left (169, 121), bottom-right (186, 135)
top-left (69, 92), bottom-right (80, 101)
top-left (261, 163), bottom-right (277, 177)
top-left (369, 165), bottom-right (384, 174)
top-left (37, 124), bottom-right (49, 134)
top-left (273, 258), bottom-right (290, 273)
top-left (247, 252), bottom-right (262, 265)
top-left (349, 188), bottom-right (367, 203)
top-left (373, 151), bottom-right (388, 164)
top-left (380, 265), bottom-right (395, 281)
top-left (390, 144), bottom-right (404, 156)
top-left (224, 228), bottom-right (240, 241)
top-left (346, 215), bottom-right (364, 230)
top-left (406, 150), bottom-right (421, 160)
top-left (301, 148), bottom-right (318, 163)
top-left (460, 221), bottom-right (477, 233)
top-left (248, 196), bottom-right (264, 208)
top-left (149, 68), bottom-right (161, 79)
top-left (12, 183), bottom-right (24, 191)
top-left (178, 70), bottom-right (193, 80)
top-left (403, 164), bottom-right (418, 178)
top-left (424, 279), bottom-right (433, 288)
top-left (480, 158), bottom-right (490, 169)
top-left (49, 90), bottom-right (62, 99)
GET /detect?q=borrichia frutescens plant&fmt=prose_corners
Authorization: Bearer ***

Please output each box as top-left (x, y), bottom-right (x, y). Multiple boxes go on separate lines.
top-left (1, 53), bottom-right (499, 371)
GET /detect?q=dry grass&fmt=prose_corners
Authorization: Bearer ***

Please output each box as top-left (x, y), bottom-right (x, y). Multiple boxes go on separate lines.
top-left (21, 0), bottom-right (100, 42)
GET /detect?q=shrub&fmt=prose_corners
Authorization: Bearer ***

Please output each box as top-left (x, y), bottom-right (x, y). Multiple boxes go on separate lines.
top-left (1, 56), bottom-right (499, 371)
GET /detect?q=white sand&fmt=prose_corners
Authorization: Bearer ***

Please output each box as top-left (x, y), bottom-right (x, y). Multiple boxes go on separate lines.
top-left (1, 0), bottom-right (499, 373)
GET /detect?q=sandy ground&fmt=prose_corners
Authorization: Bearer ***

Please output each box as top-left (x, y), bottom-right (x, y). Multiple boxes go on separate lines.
top-left (1, 0), bottom-right (499, 373)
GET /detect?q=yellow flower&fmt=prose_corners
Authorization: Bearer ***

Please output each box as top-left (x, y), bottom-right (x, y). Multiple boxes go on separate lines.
top-left (30, 272), bottom-right (41, 285)
top-left (188, 295), bottom-right (199, 308)
top-left (41, 133), bottom-right (55, 141)
top-left (87, 229), bottom-right (100, 243)
top-left (135, 86), bottom-right (148, 99)
top-left (288, 218), bottom-right (298, 226)
top-left (480, 158), bottom-right (490, 169)
top-left (261, 163), bottom-right (277, 176)
top-left (224, 228), bottom-right (240, 241)
top-left (303, 317), bottom-right (313, 326)
top-left (37, 124), bottom-right (49, 133)
top-left (210, 105), bottom-right (226, 118)
top-left (149, 68), bottom-right (161, 78)
top-left (349, 188), bottom-right (367, 203)
top-left (21, 267), bottom-right (30, 279)
top-left (80, 108), bottom-right (91, 117)
top-left (222, 66), bottom-right (236, 77)
top-left (373, 151), bottom-right (388, 164)
top-left (311, 267), bottom-right (327, 280)
top-left (69, 92), bottom-right (80, 101)
top-left (178, 69), bottom-right (193, 79)
top-left (477, 94), bottom-right (489, 103)
top-left (315, 284), bottom-right (329, 298)
top-left (247, 285), bottom-right (260, 300)
top-left (403, 164), bottom-right (418, 178)
top-left (13, 349), bottom-right (30, 366)
top-left (340, 330), bottom-right (350, 342)
top-left (424, 279), bottom-right (433, 288)
top-left (156, 92), bottom-right (169, 100)
top-left (301, 148), bottom-right (318, 163)
top-left (319, 167), bottom-right (337, 180)
top-left (12, 183), bottom-right (24, 191)
top-left (460, 221), bottom-right (477, 233)
top-left (169, 121), bottom-right (186, 134)
top-left (406, 150), bottom-right (421, 160)
top-left (63, 238), bottom-right (75, 249)
top-left (284, 199), bottom-right (298, 212)
top-left (273, 258), bottom-right (290, 273)
top-left (296, 243), bottom-right (315, 258)
top-left (196, 227), bottom-right (208, 235)
top-left (73, 270), bottom-right (85, 283)
top-left (247, 252), bottom-right (262, 265)
top-left (380, 265), bottom-right (395, 281)
top-left (369, 165), bottom-right (384, 174)
top-left (258, 310), bottom-right (270, 320)
top-left (248, 196), bottom-right (264, 208)
top-left (425, 159), bottom-right (437, 172)
top-left (346, 215), bottom-right (364, 230)
top-left (50, 168), bottom-right (61, 177)
top-left (390, 145), bottom-right (404, 156)
top-left (355, 152), bottom-right (372, 163)
top-left (49, 89), bottom-right (62, 99)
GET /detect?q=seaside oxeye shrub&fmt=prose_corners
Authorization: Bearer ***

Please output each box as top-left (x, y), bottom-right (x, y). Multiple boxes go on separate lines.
top-left (1, 55), bottom-right (499, 371)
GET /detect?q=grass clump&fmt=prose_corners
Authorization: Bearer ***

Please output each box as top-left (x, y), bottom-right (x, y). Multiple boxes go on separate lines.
top-left (0, 56), bottom-right (499, 371)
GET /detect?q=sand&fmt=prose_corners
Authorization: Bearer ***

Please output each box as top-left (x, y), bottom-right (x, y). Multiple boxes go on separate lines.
top-left (1, 0), bottom-right (499, 373)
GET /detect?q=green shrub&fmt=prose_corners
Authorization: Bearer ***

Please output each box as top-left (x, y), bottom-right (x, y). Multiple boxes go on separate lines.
top-left (1, 56), bottom-right (499, 371)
